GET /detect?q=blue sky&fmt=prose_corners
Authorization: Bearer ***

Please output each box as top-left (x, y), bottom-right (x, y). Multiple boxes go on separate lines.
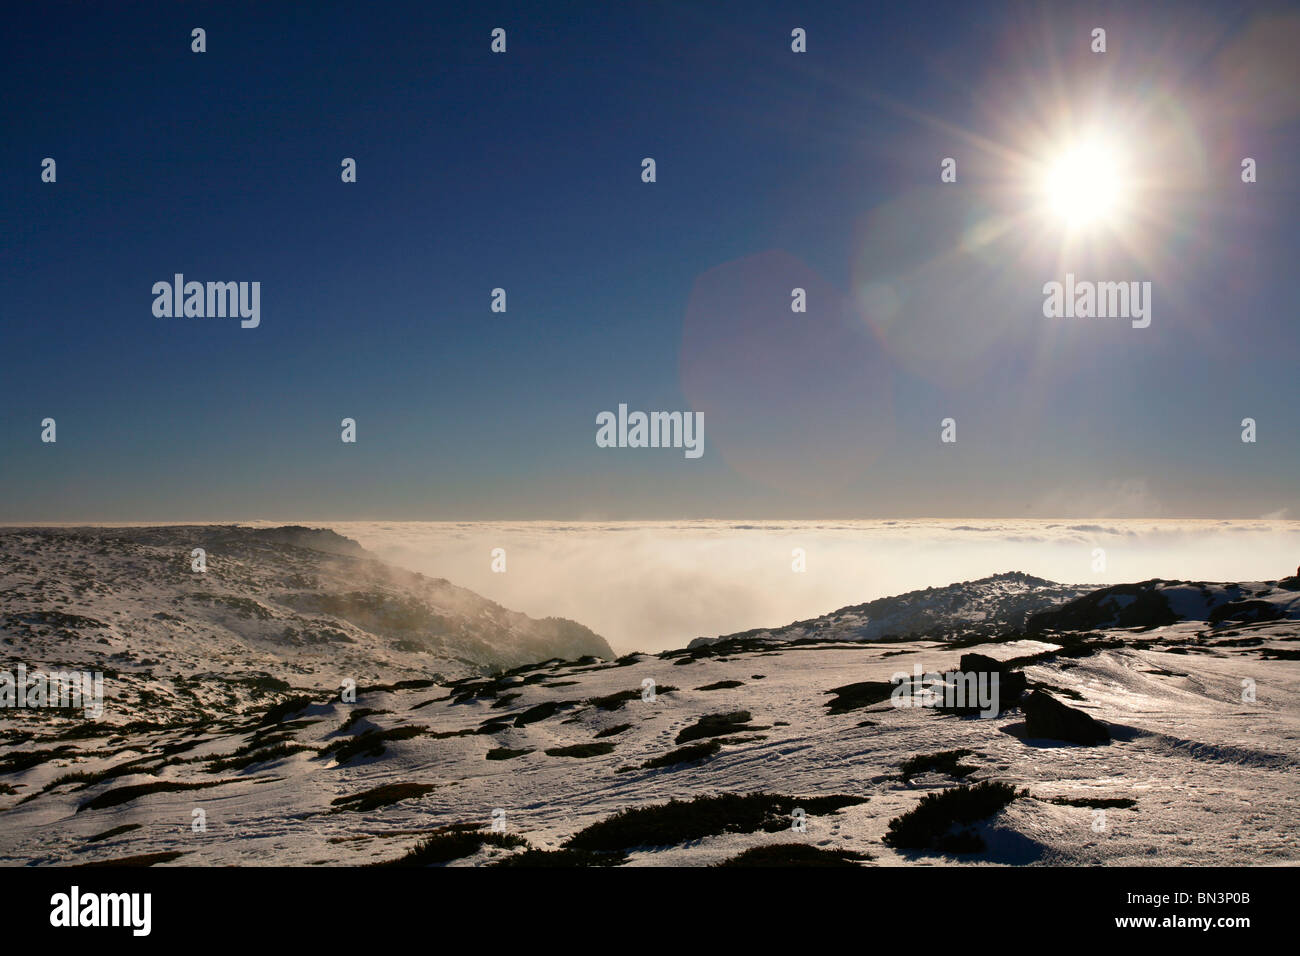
top-left (1, 0), bottom-right (1297, 520)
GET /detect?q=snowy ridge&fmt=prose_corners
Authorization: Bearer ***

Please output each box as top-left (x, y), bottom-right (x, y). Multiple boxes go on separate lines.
top-left (0, 525), bottom-right (613, 728)
top-left (1028, 577), bottom-right (1300, 632)
top-left (693, 571), bottom-right (1091, 647)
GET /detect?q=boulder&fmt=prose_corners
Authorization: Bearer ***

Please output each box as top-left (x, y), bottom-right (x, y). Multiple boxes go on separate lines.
top-left (955, 653), bottom-right (1027, 712)
top-left (1021, 690), bottom-right (1110, 744)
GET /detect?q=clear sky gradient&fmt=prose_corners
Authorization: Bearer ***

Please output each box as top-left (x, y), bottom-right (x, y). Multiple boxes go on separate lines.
top-left (2, 0), bottom-right (1296, 520)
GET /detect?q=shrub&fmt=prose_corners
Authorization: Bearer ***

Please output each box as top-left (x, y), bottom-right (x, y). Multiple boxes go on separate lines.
top-left (641, 739), bottom-right (721, 769)
top-left (1049, 796), bottom-right (1136, 809)
top-left (544, 743), bottom-right (616, 758)
top-left (565, 792), bottom-right (867, 852)
top-left (485, 747), bottom-right (533, 760)
top-left (674, 711), bottom-right (757, 744)
top-left (899, 749), bottom-right (977, 782)
top-left (883, 781), bottom-right (1025, 852)
top-left (377, 830), bottom-right (527, 866)
top-left (206, 743), bottom-right (313, 773)
top-left (717, 843), bottom-right (872, 867)
top-left (318, 725), bottom-right (427, 763)
top-left (491, 847), bottom-right (626, 867)
top-left (330, 782), bottom-right (437, 812)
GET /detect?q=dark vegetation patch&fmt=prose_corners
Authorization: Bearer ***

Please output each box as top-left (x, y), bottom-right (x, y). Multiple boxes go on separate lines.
top-left (641, 740), bottom-right (722, 769)
top-left (899, 749), bottom-right (977, 782)
top-left (336, 708), bottom-right (384, 734)
top-left (37, 753), bottom-right (180, 798)
top-left (824, 681), bottom-right (896, 714)
top-left (355, 677), bottom-right (441, 697)
top-left (426, 726), bottom-right (490, 740)
top-left (257, 695), bottom-right (317, 726)
top-left (376, 829), bottom-right (527, 865)
top-left (585, 686), bottom-right (677, 711)
top-left (1027, 582), bottom-right (1178, 632)
top-left (79, 778), bottom-right (236, 812)
top-left (485, 747), bottom-right (533, 760)
top-left (675, 711), bottom-right (764, 743)
top-left (85, 823), bottom-right (142, 843)
top-left (883, 781), bottom-right (1026, 853)
top-left (491, 847), bottom-right (626, 867)
top-left (318, 725), bottom-right (428, 763)
top-left (712, 734), bottom-right (767, 745)
top-left (205, 742), bottom-right (313, 773)
top-left (947, 630), bottom-right (1029, 650)
top-left (70, 851), bottom-right (186, 867)
top-left (0, 746), bottom-right (77, 775)
top-left (330, 782), bottom-right (437, 812)
top-left (513, 700), bottom-right (581, 727)
top-left (1209, 600), bottom-right (1283, 626)
top-left (445, 679), bottom-right (510, 706)
top-left (1048, 796), bottom-right (1137, 809)
top-left (717, 843), bottom-right (873, 867)
top-left (991, 632), bottom-right (1148, 669)
top-left (231, 673), bottom-right (293, 695)
top-left (659, 637), bottom-right (778, 662)
top-left (1212, 636), bottom-right (1264, 647)
top-left (1028, 681), bottom-right (1086, 701)
top-left (3, 609), bottom-right (108, 631)
top-left (564, 792), bottom-right (868, 852)
top-left (544, 743), bottom-right (616, 759)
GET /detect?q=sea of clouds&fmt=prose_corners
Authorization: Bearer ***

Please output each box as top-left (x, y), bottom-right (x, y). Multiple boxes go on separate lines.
top-left (306, 519), bottom-right (1300, 654)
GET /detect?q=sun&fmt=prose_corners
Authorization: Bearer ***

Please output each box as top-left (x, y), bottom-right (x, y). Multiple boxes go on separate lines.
top-left (1039, 135), bottom-right (1130, 230)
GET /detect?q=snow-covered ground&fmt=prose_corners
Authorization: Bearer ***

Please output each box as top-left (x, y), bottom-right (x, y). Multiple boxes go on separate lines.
top-left (0, 525), bottom-right (611, 727)
top-left (1, 527), bottom-right (1297, 866)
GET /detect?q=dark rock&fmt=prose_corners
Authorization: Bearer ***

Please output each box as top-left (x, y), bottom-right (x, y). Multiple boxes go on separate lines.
top-left (1021, 690), bottom-right (1110, 745)
top-left (945, 654), bottom-right (1027, 714)
top-left (824, 680), bottom-right (897, 714)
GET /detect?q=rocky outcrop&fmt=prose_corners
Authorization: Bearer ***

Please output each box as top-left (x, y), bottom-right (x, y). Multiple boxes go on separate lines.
top-left (1021, 690), bottom-right (1110, 745)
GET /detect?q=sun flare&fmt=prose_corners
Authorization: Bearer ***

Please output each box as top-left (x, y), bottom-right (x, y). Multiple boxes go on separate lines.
top-left (1039, 136), bottom-right (1130, 230)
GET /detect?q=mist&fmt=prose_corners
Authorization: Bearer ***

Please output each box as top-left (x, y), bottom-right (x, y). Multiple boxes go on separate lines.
top-left (324, 519), bottom-right (1300, 655)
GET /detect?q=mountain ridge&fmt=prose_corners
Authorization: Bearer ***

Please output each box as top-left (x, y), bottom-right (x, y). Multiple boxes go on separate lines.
top-left (0, 525), bottom-right (613, 727)
top-left (693, 570), bottom-right (1092, 647)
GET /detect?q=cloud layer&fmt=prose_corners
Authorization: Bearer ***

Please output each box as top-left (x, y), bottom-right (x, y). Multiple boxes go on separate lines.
top-left (324, 519), bottom-right (1300, 654)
